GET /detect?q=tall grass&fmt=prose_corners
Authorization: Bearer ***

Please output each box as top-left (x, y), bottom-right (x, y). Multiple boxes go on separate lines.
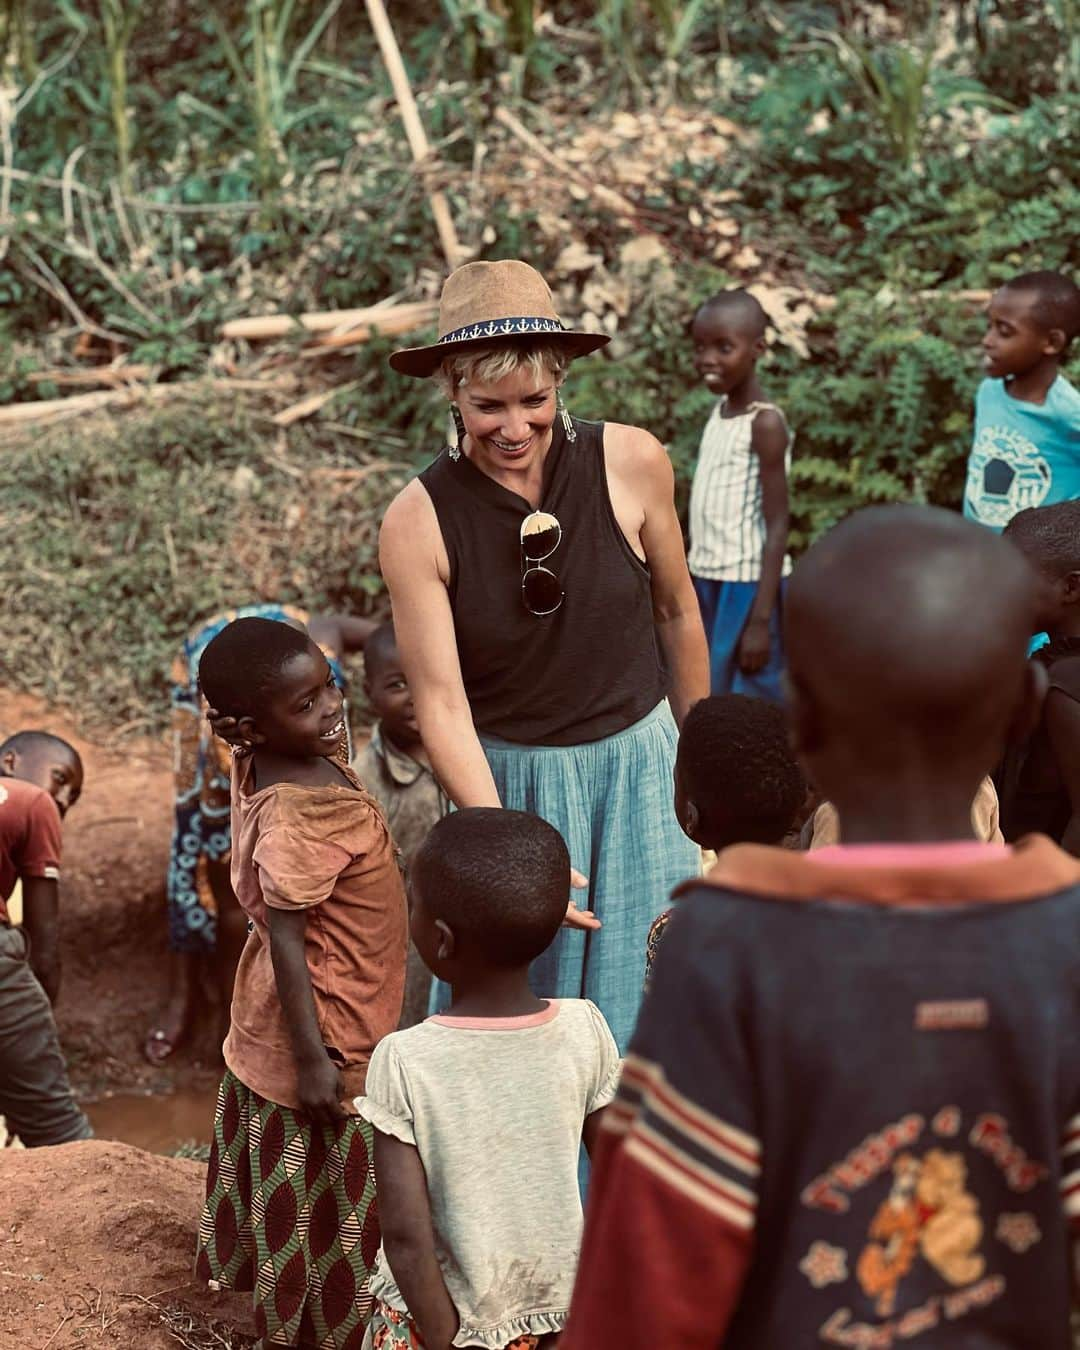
top-left (211, 0), bottom-right (344, 195)
top-left (98, 0), bottom-right (139, 193)
top-left (0, 393), bottom-right (407, 729)
top-left (817, 2), bottom-right (1010, 166)
top-left (1, 0), bottom-right (38, 78)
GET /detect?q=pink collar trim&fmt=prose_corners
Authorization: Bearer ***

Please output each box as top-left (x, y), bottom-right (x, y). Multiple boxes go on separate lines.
top-left (428, 1000), bottom-right (560, 1031)
top-left (809, 842), bottom-right (1011, 868)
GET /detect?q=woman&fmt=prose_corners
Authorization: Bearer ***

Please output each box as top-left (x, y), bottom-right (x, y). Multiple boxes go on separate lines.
top-left (380, 260), bottom-right (708, 1051)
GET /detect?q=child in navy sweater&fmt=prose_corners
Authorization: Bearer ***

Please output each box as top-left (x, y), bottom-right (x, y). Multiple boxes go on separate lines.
top-left (564, 505), bottom-right (1080, 1349)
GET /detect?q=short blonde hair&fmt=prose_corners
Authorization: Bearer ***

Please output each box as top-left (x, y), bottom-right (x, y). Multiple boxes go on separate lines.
top-left (433, 342), bottom-right (570, 397)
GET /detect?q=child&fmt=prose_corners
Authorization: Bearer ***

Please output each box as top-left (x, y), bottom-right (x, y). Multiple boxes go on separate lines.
top-left (356, 808), bottom-right (620, 1350)
top-left (193, 618), bottom-right (407, 1349)
top-left (999, 501), bottom-right (1080, 851)
top-left (562, 505), bottom-right (1080, 1348)
top-left (646, 693), bottom-right (805, 975)
top-left (687, 289), bottom-right (792, 701)
top-left (352, 623), bottom-right (448, 1027)
top-left (146, 603), bottom-right (375, 1064)
top-left (963, 269), bottom-right (1080, 531)
top-left (0, 730), bottom-right (91, 1147)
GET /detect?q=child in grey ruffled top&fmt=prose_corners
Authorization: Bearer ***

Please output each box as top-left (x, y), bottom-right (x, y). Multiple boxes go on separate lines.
top-left (356, 809), bottom-right (620, 1350)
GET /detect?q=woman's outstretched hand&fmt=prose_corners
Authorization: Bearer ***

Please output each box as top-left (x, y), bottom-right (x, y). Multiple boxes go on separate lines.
top-left (564, 867), bottom-right (601, 929)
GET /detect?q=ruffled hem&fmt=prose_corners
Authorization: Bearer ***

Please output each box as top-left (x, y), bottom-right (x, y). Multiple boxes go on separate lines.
top-left (453, 1309), bottom-right (568, 1348)
top-left (352, 1094), bottom-right (416, 1146)
top-left (370, 1276), bottom-right (568, 1347)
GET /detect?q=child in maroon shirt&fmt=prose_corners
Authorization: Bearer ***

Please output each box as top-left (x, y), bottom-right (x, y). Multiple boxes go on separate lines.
top-left (0, 730), bottom-right (90, 1147)
top-left (563, 506), bottom-right (1080, 1349)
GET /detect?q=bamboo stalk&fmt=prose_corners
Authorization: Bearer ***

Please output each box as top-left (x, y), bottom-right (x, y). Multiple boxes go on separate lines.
top-left (363, 0), bottom-right (464, 269)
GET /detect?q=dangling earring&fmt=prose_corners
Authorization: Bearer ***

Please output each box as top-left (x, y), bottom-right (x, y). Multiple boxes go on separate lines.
top-left (448, 404), bottom-right (466, 461)
top-left (557, 392), bottom-right (576, 443)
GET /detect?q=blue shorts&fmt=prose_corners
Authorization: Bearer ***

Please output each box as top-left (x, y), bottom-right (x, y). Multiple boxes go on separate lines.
top-left (692, 575), bottom-right (786, 703)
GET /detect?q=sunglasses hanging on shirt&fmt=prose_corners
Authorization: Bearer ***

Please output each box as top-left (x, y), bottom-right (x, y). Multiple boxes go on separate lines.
top-left (520, 510), bottom-right (563, 616)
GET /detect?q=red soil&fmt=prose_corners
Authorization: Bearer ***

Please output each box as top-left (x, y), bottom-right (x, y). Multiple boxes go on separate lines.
top-left (0, 1140), bottom-right (253, 1347)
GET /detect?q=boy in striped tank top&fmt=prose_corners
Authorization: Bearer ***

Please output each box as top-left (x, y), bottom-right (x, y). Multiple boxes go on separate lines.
top-left (687, 289), bottom-right (792, 702)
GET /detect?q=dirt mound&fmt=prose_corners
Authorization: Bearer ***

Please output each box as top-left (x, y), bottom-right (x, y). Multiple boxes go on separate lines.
top-left (0, 1139), bottom-right (253, 1348)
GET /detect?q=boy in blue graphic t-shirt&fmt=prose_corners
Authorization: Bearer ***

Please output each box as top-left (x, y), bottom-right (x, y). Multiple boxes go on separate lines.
top-left (963, 270), bottom-right (1080, 532)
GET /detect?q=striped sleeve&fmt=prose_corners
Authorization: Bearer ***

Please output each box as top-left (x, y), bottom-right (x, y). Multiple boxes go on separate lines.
top-left (1061, 1113), bottom-right (1080, 1228)
top-left (562, 899), bottom-right (758, 1348)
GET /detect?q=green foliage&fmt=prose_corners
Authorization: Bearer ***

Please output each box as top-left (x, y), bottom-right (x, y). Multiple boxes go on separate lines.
top-left (0, 396), bottom-right (409, 729)
top-left (98, 0), bottom-right (141, 192)
top-left (779, 295), bottom-right (978, 543)
top-left (2, 0), bottom-right (1080, 729)
top-left (815, 12), bottom-right (1011, 168)
top-left (208, 0), bottom-right (345, 195)
top-left (963, 0), bottom-right (1080, 103)
top-left (171, 1138), bottom-right (212, 1161)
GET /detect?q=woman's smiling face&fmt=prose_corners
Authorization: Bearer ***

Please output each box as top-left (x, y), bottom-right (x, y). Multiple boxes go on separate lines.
top-left (456, 364), bottom-right (558, 476)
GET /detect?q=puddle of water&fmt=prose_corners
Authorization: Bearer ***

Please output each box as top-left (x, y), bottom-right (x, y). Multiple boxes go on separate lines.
top-left (84, 1084), bottom-right (219, 1155)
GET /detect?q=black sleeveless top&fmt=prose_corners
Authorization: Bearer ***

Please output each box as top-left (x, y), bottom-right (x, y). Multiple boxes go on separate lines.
top-left (419, 417), bottom-right (665, 746)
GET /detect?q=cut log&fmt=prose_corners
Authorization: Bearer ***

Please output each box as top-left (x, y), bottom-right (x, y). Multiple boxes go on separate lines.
top-left (0, 377), bottom-right (300, 435)
top-left (27, 365), bottom-right (155, 389)
top-left (220, 300), bottom-right (437, 342)
top-left (270, 388), bottom-right (347, 427)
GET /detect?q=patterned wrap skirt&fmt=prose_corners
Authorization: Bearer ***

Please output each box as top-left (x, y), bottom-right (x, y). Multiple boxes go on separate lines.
top-left (195, 1070), bottom-right (380, 1349)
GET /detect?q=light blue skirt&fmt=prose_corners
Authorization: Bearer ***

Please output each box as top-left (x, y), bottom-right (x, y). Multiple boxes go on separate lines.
top-left (432, 701), bottom-right (701, 1053)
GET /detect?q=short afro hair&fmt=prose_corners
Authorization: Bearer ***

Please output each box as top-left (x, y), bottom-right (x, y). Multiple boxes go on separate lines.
top-left (678, 694), bottom-right (804, 845)
top-left (1005, 501), bottom-right (1080, 576)
top-left (1002, 271), bottom-right (1080, 346)
top-left (0, 730), bottom-right (81, 772)
top-left (362, 621), bottom-right (399, 678)
top-left (412, 808), bottom-right (569, 968)
top-left (198, 616), bottom-right (315, 719)
top-left (694, 289), bottom-right (768, 339)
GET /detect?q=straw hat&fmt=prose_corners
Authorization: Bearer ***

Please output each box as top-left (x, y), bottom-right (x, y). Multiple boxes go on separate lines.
top-left (389, 260), bottom-right (610, 378)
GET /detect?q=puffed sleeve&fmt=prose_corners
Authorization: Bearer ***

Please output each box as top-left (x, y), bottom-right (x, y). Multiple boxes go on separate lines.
top-left (582, 999), bottom-right (622, 1114)
top-left (354, 1035), bottom-right (416, 1146)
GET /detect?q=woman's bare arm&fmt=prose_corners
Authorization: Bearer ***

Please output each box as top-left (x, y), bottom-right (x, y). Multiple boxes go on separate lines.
top-left (606, 426), bottom-right (710, 727)
top-left (380, 482), bottom-right (502, 810)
